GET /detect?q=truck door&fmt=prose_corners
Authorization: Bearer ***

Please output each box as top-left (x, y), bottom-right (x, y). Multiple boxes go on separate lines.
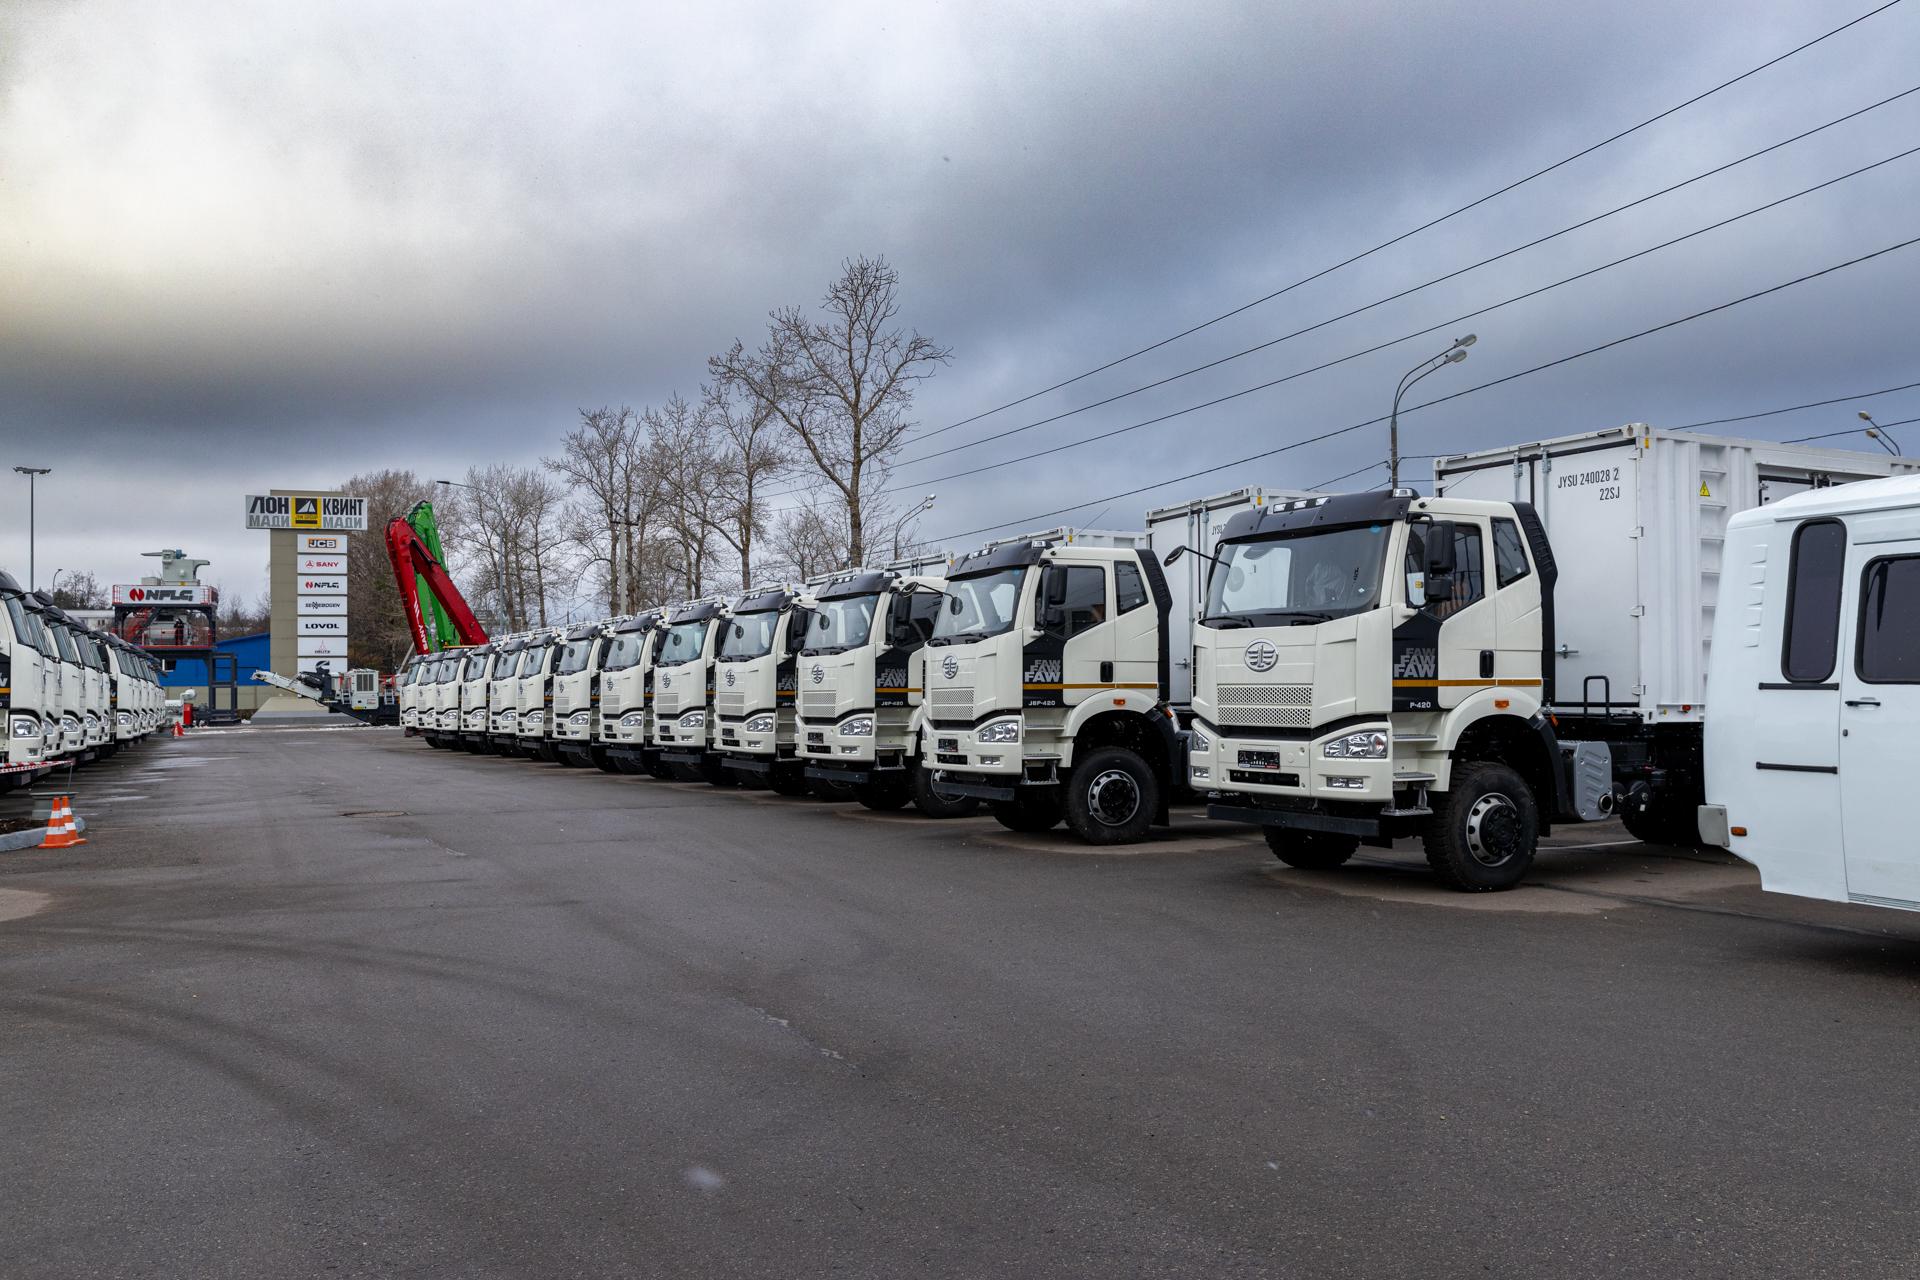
top-left (1025, 564), bottom-right (1113, 708)
top-left (1397, 521), bottom-right (1493, 711)
top-left (1839, 523), bottom-right (1920, 907)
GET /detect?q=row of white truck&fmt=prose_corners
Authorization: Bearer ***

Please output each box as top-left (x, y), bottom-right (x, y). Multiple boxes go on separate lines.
top-left (401, 423), bottom-right (1920, 911)
top-left (0, 570), bottom-right (170, 787)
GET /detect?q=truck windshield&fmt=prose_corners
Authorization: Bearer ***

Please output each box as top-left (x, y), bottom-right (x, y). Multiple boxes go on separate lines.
top-left (719, 611), bottom-right (779, 660)
top-left (931, 568), bottom-right (1025, 644)
top-left (806, 595), bottom-right (878, 654)
top-left (2, 594), bottom-right (29, 646)
top-left (602, 633), bottom-right (645, 671)
top-left (519, 646), bottom-right (550, 677)
top-left (466, 652), bottom-right (492, 679)
top-left (50, 624), bottom-right (79, 664)
top-left (557, 640), bottom-right (594, 674)
top-left (1206, 525), bottom-right (1390, 624)
top-left (656, 620), bottom-right (709, 666)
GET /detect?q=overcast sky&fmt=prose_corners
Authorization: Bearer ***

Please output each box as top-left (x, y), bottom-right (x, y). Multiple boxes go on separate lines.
top-left (3, 0), bottom-right (1916, 606)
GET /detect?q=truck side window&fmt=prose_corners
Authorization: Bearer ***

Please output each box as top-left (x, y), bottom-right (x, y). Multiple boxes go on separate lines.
top-left (1857, 556), bottom-right (1920, 683)
top-left (1055, 566), bottom-right (1108, 637)
top-left (1412, 525), bottom-right (1485, 619)
top-left (1115, 561), bottom-right (1149, 614)
top-left (1782, 519), bottom-right (1846, 682)
top-left (1491, 518), bottom-right (1530, 587)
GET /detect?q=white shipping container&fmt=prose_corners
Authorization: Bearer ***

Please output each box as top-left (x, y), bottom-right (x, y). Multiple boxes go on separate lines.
top-left (1145, 486), bottom-right (1317, 707)
top-left (1433, 424), bottom-right (1920, 723)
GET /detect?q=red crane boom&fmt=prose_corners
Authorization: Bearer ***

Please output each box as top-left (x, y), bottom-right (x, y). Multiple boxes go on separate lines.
top-left (384, 517), bottom-right (489, 654)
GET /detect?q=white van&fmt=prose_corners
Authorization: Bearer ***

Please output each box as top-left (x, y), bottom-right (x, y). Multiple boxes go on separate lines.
top-left (1701, 474), bottom-right (1920, 910)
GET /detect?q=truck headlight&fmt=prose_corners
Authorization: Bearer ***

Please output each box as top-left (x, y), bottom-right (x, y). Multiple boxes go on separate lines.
top-left (840, 715), bottom-right (874, 737)
top-left (1323, 730), bottom-right (1389, 760)
top-left (1189, 724), bottom-right (1210, 752)
top-left (678, 710), bottom-right (706, 729)
top-left (570, 711), bottom-right (590, 725)
top-left (10, 717), bottom-right (37, 739)
top-left (620, 711), bottom-right (646, 727)
top-left (525, 711), bottom-right (544, 726)
top-left (116, 712), bottom-right (132, 725)
top-left (976, 718), bottom-right (1020, 744)
top-left (743, 713), bottom-right (776, 734)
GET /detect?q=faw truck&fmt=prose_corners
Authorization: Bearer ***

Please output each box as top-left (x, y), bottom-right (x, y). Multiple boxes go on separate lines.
top-left (799, 556), bottom-right (977, 816)
top-left (1191, 425), bottom-right (1918, 890)
top-left (711, 585), bottom-right (814, 794)
top-left (651, 597), bottom-right (732, 784)
top-left (597, 608), bottom-right (670, 776)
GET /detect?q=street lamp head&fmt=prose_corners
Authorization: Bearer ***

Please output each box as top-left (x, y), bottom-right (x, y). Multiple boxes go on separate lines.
top-left (1859, 411), bottom-right (1876, 423)
top-left (1446, 349), bottom-right (1469, 364)
top-left (1451, 334), bottom-right (1477, 350)
top-left (13, 466), bottom-right (52, 476)
top-left (922, 494), bottom-right (938, 511)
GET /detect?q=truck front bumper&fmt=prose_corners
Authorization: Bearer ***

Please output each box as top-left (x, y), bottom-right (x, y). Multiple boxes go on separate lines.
top-left (1187, 720), bottom-right (1403, 804)
top-left (921, 717), bottom-right (1036, 779)
top-left (552, 710), bottom-right (593, 742)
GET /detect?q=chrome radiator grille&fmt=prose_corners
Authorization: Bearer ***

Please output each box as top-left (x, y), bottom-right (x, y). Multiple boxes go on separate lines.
top-left (929, 686), bottom-right (974, 718)
top-left (1216, 683), bottom-right (1312, 728)
top-left (715, 691), bottom-right (747, 717)
top-left (799, 689), bottom-right (838, 719)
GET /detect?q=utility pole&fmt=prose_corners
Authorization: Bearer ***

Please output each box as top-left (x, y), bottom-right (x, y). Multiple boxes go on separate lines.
top-left (889, 494), bottom-right (937, 560)
top-left (13, 466), bottom-right (52, 589)
top-left (1389, 337), bottom-right (1475, 489)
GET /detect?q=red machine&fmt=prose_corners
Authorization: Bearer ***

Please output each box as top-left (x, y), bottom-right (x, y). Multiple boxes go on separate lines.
top-left (384, 517), bottom-right (489, 654)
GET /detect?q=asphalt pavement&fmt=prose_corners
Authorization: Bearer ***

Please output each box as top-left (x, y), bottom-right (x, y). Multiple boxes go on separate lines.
top-left (5, 727), bottom-right (1920, 1278)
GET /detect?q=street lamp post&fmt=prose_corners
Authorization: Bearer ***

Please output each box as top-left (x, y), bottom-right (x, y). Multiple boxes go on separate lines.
top-left (435, 479), bottom-right (512, 629)
top-left (13, 466), bottom-right (52, 590)
top-left (1858, 411), bottom-right (1904, 457)
top-left (890, 494), bottom-right (937, 559)
top-left (1389, 337), bottom-right (1476, 489)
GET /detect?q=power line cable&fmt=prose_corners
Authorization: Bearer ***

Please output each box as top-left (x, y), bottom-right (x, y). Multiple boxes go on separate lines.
top-left (877, 145), bottom-right (1920, 499)
top-left (905, 0), bottom-right (1908, 444)
top-left (857, 83), bottom-right (1919, 480)
top-left (1671, 380), bottom-right (1920, 429)
top-left (929, 233), bottom-right (1920, 543)
top-left (1784, 414), bottom-right (1920, 443)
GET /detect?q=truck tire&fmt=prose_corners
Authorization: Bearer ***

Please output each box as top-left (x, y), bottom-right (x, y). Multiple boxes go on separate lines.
top-left (811, 776), bottom-right (859, 802)
top-left (769, 766), bottom-right (812, 797)
top-left (591, 747), bottom-right (621, 774)
top-left (1264, 829), bottom-right (1358, 870)
top-left (1063, 748), bottom-right (1158, 845)
top-left (911, 764), bottom-right (979, 819)
top-left (1423, 761), bottom-right (1538, 892)
top-left (856, 778), bottom-right (911, 811)
top-left (990, 788), bottom-right (1066, 833)
top-left (1620, 798), bottom-right (1702, 848)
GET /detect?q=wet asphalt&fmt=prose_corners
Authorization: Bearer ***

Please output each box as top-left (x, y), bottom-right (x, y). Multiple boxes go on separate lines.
top-left (5, 727), bottom-right (1920, 1278)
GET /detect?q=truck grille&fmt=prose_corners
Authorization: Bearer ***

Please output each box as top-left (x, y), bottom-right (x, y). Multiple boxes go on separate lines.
top-left (929, 686), bottom-right (974, 717)
top-left (715, 691), bottom-right (747, 717)
top-left (799, 689), bottom-right (838, 720)
top-left (1216, 683), bottom-right (1312, 728)
top-left (654, 688), bottom-right (683, 716)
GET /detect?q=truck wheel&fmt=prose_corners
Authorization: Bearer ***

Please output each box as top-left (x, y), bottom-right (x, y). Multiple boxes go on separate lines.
top-left (856, 779), bottom-right (911, 811)
top-left (1064, 748), bottom-right (1158, 845)
top-left (590, 747), bottom-right (621, 774)
top-left (1264, 829), bottom-right (1358, 869)
top-left (1620, 799), bottom-right (1702, 848)
top-left (990, 788), bottom-right (1066, 834)
top-left (1423, 762), bottom-right (1538, 892)
top-left (699, 757), bottom-right (735, 787)
top-left (911, 764), bottom-right (979, 819)
top-left (811, 776), bottom-right (859, 801)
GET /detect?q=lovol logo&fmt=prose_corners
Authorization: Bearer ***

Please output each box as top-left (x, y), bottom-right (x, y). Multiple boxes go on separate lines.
top-left (810, 664), bottom-right (824, 685)
top-left (942, 654), bottom-right (959, 681)
top-left (1244, 640), bottom-right (1278, 673)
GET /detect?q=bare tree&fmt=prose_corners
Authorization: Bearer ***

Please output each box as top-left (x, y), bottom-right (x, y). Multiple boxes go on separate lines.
top-left (710, 255), bottom-right (949, 564)
top-left (647, 394), bottom-right (723, 598)
top-left (701, 381), bottom-right (789, 587)
top-left (47, 570), bottom-right (107, 610)
top-left (544, 406), bottom-right (664, 614)
top-left (444, 464), bottom-right (570, 631)
top-left (764, 502), bottom-right (851, 582)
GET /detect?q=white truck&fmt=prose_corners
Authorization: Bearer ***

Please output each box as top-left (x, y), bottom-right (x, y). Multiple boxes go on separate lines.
top-left (1191, 425), bottom-right (1917, 889)
top-left (456, 643), bottom-right (499, 750)
top-left (652, 597), bottom-right (732, 784)
top-left (711, 585), bottom-right (815, 794)
top-left (798, 558), bottom-right (977, 816)
top-left (1, 570), bottom-right (52, 781)
top-left (552, 621), bottom-right (612, 768)
top-left (513, 631), bottom-right (564, 761)
top-left (26, 594), bottom-right (85, 760)
top-left (398, 654), bottom-right (426, 732)
top-left (1699, 473), bottom-right (1920, 911)
top-left (597, 608), bottom-right (670, 776)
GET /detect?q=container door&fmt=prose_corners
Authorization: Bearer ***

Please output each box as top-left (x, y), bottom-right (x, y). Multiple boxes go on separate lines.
top-left (1839, 519), bottom-right (1920, 907)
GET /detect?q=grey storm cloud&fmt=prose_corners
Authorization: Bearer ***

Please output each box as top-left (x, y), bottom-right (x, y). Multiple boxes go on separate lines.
top-left (1, 0), bottom-right (1917, 602)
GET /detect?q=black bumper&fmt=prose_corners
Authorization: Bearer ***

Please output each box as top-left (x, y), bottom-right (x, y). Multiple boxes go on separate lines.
top-left (658, 749), bottom-right (705, 766)
top-left (1207, 800), bottom-right (1422, 845)
top-left (719, 754), bottom-right (772, 776)
top-left (931, 773), bottom-right (1019, 803)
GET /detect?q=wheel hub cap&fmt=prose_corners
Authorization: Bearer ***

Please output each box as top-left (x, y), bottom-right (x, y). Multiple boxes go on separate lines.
top-left (1464, 792), bottom-right (1523, 867)
top-left (1087, 769), bottom-right (1141, 827)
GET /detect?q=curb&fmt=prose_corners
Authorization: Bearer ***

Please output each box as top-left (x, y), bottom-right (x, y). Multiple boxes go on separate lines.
top-left (0, 816), bottom-right (90, 854)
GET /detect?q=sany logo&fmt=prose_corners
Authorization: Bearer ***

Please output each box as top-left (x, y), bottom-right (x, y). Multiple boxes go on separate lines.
top-left (942, 655), bottom-right (959, 680)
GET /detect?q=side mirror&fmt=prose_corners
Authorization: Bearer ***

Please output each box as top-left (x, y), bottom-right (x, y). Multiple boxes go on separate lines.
top-left (1425, 521), bottom-right (1458, 578)
top-left (1039, 567), bottom-right (1068, 631)
top-left (1163, 546), bottom-right (1186, 566)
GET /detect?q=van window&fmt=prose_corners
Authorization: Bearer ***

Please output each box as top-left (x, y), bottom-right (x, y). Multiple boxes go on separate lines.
top-left (1492, 518), bottom-right (1530, 587)
top-left (1857, 555), bottom-right (1920, 683)
top-left (1115, 561), bottom-right (1149, 614)
top-left (1782, 520), bottom-right (1846, 682)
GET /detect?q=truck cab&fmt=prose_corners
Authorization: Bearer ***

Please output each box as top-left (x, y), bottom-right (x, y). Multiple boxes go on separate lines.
top-left (597, 608), bottom-right (668, 776)
top-left (514, 632), bottom-right (563, 760)
top-left (551, 621), bottom-right (610, 766)
top-left (27, 595), bottom-right (85, 759)
top-left (1189, 490), bottom-right (1569, 890)
top-left (1699, 475), bottom-right (1920, 911)
top-left (423, 652), bottom-right (462, 747)
top-left (397, 654), bottom-right (425, 731)
top-left (712, 585), bottom-right (812, 794)
top-left (798, 561), bottom-right (974, 815)
top-left (922, 528), bottom-right (1178, 843)
top-left (651, 597), bottom-right (731, 784)
top-left (454, 643), bottom-right (497, 747)
top-left (484, 639), bottom-right (525, 748)
top-left (1, 571), bottom-right (51, 779)
top-left (72, 626), bottom-right (111, 752)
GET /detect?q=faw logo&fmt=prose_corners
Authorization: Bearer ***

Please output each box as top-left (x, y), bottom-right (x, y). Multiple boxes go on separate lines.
top-left (724, 669), bottom-right (736, 687)
top-left (941, 655), bottom-right (958, 681)
top-left (1393, 647), bottom-right (1438, 679)
top-left (1244, 640), bottom-right (1278, 673)
top-left (811, 664), bottom-right (824, 685)
top-left (1024, 659), bottom-right (1062, 683)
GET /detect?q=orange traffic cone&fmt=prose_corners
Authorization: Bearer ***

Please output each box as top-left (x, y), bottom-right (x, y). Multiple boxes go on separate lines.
top-left (172, 720), bottom-right (184, 738)
top-left (38, 796), bottom-right (86, 849)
